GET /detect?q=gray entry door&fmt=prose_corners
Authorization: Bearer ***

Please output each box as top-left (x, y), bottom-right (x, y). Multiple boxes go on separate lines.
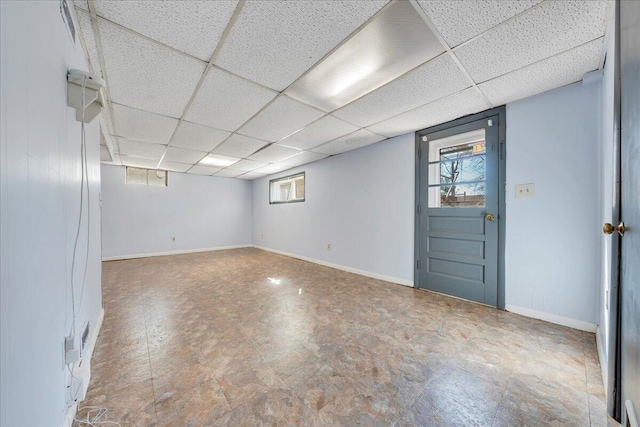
top-left (619, 0), bottom-right (640, 423)
top-left (417, 117), bottom-right (499, 306)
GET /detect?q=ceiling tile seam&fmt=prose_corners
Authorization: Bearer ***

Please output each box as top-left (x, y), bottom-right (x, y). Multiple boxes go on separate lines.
top-left (474, 36), bottom-right (606, 87)
top-left (408, 0), bottom-right (494, 108)
top-left (87, 0), bottom-right (122, 163)
top-left (110, 101), bottom-right (180, 120)
top-left (95, 15), bottom-right (209, 66)
top-left (274, 0), bottom-right (400, 96)
top-left (449, 0), bottom-right (551, 52)
top-left (309, 129), bottom-right (388, 153)
top-left (156, 0), bottom-right (246, 172)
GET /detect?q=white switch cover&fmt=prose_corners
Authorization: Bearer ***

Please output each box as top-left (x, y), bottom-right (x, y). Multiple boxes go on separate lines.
top-left (515, 183), bottom-right (535, 199)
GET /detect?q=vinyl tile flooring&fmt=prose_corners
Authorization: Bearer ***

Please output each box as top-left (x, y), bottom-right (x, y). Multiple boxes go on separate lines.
top-left (77, 248), bottom-right (611, 426)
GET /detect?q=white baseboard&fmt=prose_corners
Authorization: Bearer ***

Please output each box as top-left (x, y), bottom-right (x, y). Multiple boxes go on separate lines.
top-left (251, 245), bottom-right (413, 287)
top-left (505, 304), bottom-right (597, 332)
top-left (596, 326), bottom-right (609, 398)
top-left (62, 308), bottom-right (105, 427)
top-left (102, 244), bottom-right (252, 261)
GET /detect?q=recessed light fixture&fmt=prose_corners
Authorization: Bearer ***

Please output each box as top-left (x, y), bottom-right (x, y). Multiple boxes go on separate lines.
top-left (285, 1), bottom-right (444, 112)
top-left (199, 153), bottom-right (240, 167)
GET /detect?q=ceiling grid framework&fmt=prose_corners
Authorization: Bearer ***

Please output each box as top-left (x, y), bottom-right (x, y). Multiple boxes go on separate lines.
top-left (78, 0), bottom-right (612, 180)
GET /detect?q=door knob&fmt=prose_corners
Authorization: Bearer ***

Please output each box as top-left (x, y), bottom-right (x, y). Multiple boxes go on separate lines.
top-left (603, 221), bottom-right (625, 236)
top-left (486, 214), bottom-right (495, 221)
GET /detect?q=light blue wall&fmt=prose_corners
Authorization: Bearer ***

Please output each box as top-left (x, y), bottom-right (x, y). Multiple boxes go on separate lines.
top-left (505, 81), bottom-right (601, 324)
top-left (101, 165), bottom-right (253, 258)
top-left (252, 133), bottom-right (415, 283)
top-left (0, 2), bottom-right (103, 425)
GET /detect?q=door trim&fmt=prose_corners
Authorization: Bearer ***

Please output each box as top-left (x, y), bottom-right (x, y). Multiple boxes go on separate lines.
top-left (414, 106), bottom-right (507, 309)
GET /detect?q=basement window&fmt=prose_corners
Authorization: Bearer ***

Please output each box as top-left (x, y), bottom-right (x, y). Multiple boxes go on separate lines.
top-left (125, 167), bottom-right (168, 186)
top-left (270, 172), bottom-right (305, 204)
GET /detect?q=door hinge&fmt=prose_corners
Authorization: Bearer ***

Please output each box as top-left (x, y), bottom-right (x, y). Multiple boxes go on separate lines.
top-left (416, 260), bottom-right (420, 270)
top-left (418, 148), bottom-right (422, 159)
top-left (417, 204), bottom-right (421, 214)
top-left (499, 142), bottom-right (505, 160)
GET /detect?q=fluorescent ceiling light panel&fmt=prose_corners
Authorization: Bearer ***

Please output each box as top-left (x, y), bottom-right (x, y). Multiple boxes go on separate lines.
top-left (162, 147), bottom-right (208, 164)
top-left (171, 121), bottom-right (231, 152)
top-left (185, 68), bottom-right (277, 132)
top-left (212, 134), bottom-right (270, 159)
top-left (285, 1), bottom-right (445, 112)
top-left (112, 103), bottom-right (179, 144)
top-left (93, 0), bottom-right (238, 61)
top-left (332, 54), bottom-right (470, 127)
top-left (98, 18), bottom-right (205, 117)
top-left (367, 88), bottom-right (489, 138)
top-left (199, 153), bottom-right (240, 168)
top-left (117, 138), bottom-right (167, 160)
top-left (454, 0), bottom-right (609, 83)
top-left (159, 161), bottom-right (191, 172)
top-left (247, 144), bottom-right (302, 163)
top-left (215, 169), bottom-right (246, 178)
top-left (417, 0), bottom-right (543, 48)
top-left (238, 96), bottom-right (324, 142)
top-left (478, 38), bottom-right (603, 106)
top-left (120, 156), bottom-right (161, 169)
top-left (214, 0), bottom-right (388, 91)
top-left (227, 159), bottom-right (269, 172)
top-left (187, 165), bottom-right (222, 176)
top-left (312, 129), bottom-right (385, 156)
top-left (277, 115), bottom-right (359, 151)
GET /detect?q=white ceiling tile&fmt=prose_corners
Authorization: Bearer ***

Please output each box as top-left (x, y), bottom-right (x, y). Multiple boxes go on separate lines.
top-left (454, 0), bottom-right (609, 83)
top-left (227, 159), bottom-right (269, 172)
top-left (74, 1), bottom-right (88, 10)
top-left (311, 129), bottom-right (385, 155)
top-left (187, 165), bottom-right (222, 176)
top-left (333, 54), bottom-right (470, 127)
top-left (367, 88), bottom-right (490, 138)
top-left (215, 0), bottom-right (388, 91)
top-left (236, 171), bottom-right (266, 180)
top-left (117, 138), bottom-right (167, 160)
top-left (417, 0), bottom-right (543, 48)
top-left (120, 156), bottom-right (161, 169)
top-left (248, 144), bottom-right (302, 163)
top-left (100, 145), bottom-right (112, 162)
top-left (212, 134), bottom-right (269, 159)
top-left (199, 153), bottom-right (240, 168)
top-left (214, 169), bottom-right (246, 178)
top-left (76, 10), bottom-right (102, 77)
top-left (93, 1), bottom-right (238, 61)
top-left (162, 147), bottom-right (207, 164)
top-left (479, 38), bottom-right (603, 106)
top-left (239, 96), bottom-right (324, 142)
top-left (252, 163), bottom-right (295, 175)
top-left (159, 160), bottom-right (191, 172)
top-left (277, 116), bottom-right (358, 151)
top-left (112, 103), bottom-right (179, 144)
top-left (185, 68), bottom-right (277, 132)
top-left (98, 18), bottom-right (206, 117)
top-left (280, 151), bottom-right (329, 167)
top-left (171, 121), bottom-right (231, 152)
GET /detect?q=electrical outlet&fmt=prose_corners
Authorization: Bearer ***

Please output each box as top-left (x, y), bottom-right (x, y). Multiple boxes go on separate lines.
top-left (327, 244), bottom-right (331, 251)
top-left (171, 237), bottom-right (176, 242)
top-left (515, 183), bottom-right (535, 199)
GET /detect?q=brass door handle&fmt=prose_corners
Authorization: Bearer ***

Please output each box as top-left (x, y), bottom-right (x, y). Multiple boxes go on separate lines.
top-left (603, 221), bottom-right (625, 236)
top-left (486, 214), bottom-right (495, 221)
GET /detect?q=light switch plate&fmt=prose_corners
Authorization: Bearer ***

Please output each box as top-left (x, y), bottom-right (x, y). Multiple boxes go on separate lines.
top-left (515, 183), bottom-right (535, 199)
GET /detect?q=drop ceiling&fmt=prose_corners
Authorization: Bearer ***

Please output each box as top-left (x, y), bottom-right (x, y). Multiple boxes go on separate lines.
top-left (74, 0), bottom-right (611, 180)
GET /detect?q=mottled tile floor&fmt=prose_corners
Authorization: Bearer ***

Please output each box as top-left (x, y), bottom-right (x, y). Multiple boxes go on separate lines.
top-left (77, 248), bottom-right (610, 426)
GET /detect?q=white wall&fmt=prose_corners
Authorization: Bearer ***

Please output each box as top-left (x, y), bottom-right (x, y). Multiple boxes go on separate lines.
top-left (505, 81), bottom-right (601, 326)
top-left (252, 133), bottom-right (415, 284)
top-left (1, 2), bottom-right (103, 425)
top-left (101, 164), bottom-right (253, 259)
